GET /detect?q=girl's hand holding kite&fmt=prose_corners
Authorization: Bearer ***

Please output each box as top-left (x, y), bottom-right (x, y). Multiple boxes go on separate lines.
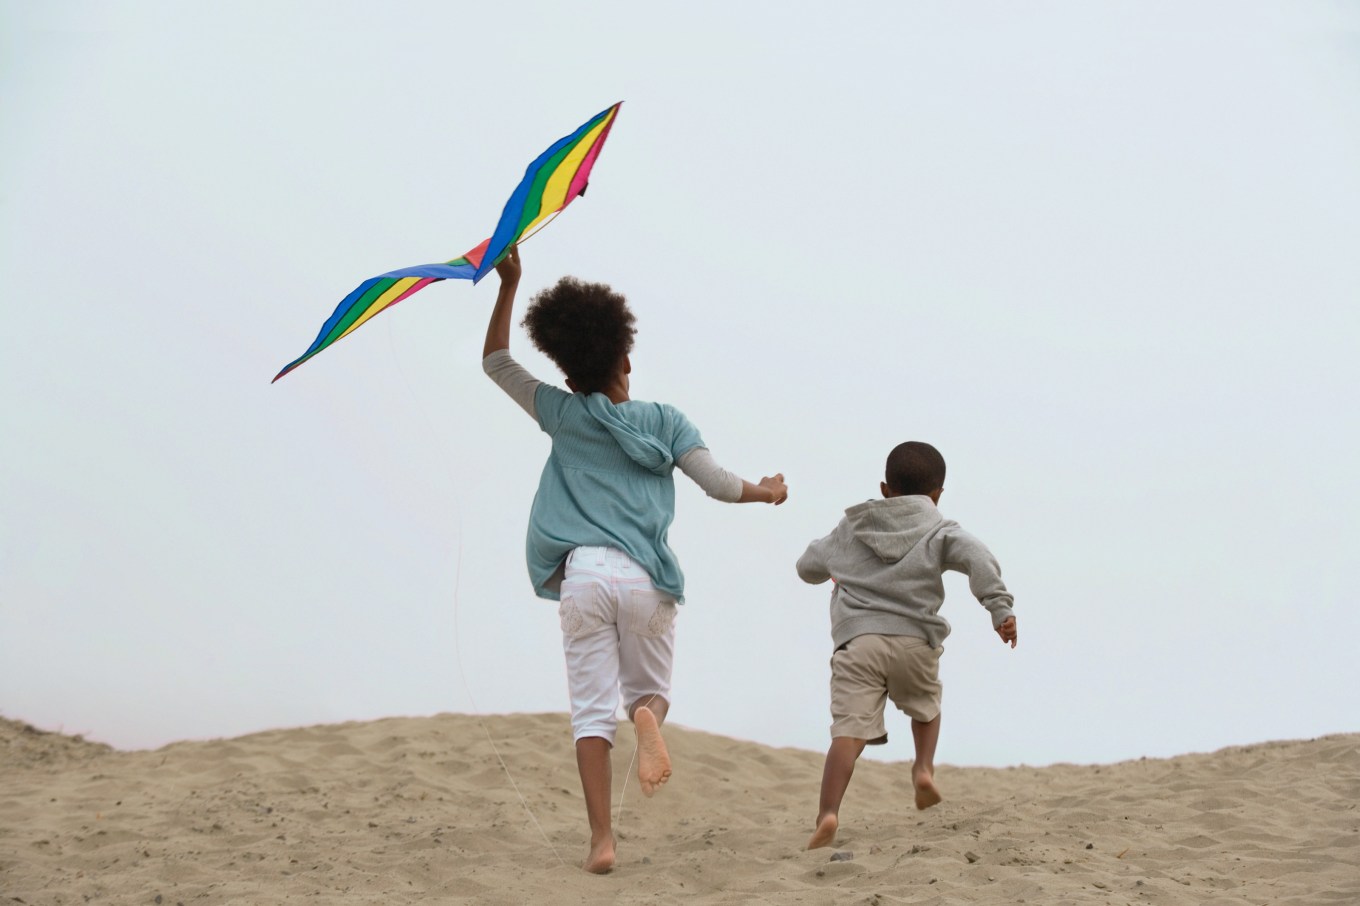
top-left (495, 246), bottom-right (522, 285)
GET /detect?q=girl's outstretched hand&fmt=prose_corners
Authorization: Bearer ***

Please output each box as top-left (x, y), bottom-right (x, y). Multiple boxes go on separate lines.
top-left (496, 245), bottom-right (521, 284)
top-left (735, 473), bottom-right (787, 505)
top-left (760, 473), bottom-right (788, 505)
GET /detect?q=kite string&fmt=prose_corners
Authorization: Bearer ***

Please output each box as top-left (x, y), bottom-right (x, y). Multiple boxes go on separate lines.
top-left (449, 539), bottom-right (567, 867)
top-left (516, 210), bottom-right (562, 247)
top-left (385, 321), bottom-right (567, 868)
top-left (613, 691), bottom-right (659, 832)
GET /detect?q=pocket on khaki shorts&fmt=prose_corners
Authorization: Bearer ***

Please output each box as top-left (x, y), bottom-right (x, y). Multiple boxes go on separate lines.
top-left (623, 588), bottom-right (677, 638)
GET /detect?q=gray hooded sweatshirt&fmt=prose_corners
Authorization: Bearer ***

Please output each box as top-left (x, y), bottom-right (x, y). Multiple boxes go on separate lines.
top-left (796, 495), bottom-right (1014, 650)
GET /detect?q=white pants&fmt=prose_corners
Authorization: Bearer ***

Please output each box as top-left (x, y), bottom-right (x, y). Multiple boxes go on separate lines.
top-left (559, 546), bottom-right (678, 744)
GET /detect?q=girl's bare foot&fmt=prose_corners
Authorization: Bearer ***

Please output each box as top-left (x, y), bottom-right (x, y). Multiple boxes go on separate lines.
top-left (807, 813), bottom-right (838, 849)
top-left (913, 768), bottom-right (942, 810)
top-left (634, 706), bottom-right (672, 797)
top-left (584, 833), bottom-right (615, 874)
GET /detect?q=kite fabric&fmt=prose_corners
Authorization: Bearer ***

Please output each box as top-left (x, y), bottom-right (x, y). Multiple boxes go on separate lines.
top-left (272, 101), bottom-right (622, 383)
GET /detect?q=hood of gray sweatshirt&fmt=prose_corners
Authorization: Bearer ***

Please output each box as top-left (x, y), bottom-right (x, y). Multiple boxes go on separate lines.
top-left (796, 495), bottom-right (1013, 650)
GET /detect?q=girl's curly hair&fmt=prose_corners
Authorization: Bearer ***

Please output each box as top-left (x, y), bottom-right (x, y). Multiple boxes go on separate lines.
top-left (522, 276), bottom-right (636, 393)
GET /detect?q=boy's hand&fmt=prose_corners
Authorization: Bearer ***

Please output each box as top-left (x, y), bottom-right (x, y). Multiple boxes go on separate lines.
top-left (495, 245), bottom-right (521, 284)
top-left (760, 473), bottom-right (788, 505)
top-left (996, 616), bottom-right (1017, 648)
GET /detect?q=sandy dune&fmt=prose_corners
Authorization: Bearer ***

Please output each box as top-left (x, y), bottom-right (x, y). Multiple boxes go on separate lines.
top-left (2, 714), bottom-right (1356, 904)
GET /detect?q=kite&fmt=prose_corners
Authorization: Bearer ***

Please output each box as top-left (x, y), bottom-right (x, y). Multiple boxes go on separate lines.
top-left (273, 101), bottom-right (622, 382)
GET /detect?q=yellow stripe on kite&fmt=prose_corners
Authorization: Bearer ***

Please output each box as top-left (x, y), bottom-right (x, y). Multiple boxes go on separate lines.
top-left (518, 118), bottom-right (612, 238)
top-left (339, 277), bottom-right (422, 341)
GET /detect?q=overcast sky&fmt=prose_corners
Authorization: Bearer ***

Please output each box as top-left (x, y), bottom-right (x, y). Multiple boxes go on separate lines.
top-left (3, 0), bottom-right (1358, 768)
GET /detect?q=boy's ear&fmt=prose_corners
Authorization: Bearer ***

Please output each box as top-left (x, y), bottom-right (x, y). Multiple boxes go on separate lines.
top-left (929, 487), bottom-right (943, 504)
top-left (881, 481), bottom-right (892, 499)
top-left (565, 377), bottom-right (579, 393)
top-left (623, 355), bottom-right (632, 375)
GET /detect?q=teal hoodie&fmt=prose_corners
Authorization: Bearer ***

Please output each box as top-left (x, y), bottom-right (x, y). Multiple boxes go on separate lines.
top-left (796, 495), bottom-right (1014, 649)
top-left (526, 383), bottom-right (705, 601)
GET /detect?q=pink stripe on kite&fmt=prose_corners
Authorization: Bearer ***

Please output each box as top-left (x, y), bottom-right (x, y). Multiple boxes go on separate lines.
top-left (566, 113), bottom-right (617, 201)
top-left (388, 277), bottom-right (435, 310)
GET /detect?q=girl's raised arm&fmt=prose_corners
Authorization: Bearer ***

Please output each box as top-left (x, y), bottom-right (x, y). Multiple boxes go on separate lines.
top-left (483, 246), bottom-right (522, 358)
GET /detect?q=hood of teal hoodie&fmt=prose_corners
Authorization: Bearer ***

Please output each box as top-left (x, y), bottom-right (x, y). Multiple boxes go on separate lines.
top-left (844, 495), bottom-right (943, 562)
top-left (582, 393), bottom-right (674, 476)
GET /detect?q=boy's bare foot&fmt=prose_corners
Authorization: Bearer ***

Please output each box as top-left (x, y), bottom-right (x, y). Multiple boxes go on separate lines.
top-left (807, 813), bottom-right (838, 849)
top-left (634, 706), bottom-right (672, 797)
top-left (913, 768), bottom-right (942, 810)
top-left (583, 833), bottom-right (615, 874)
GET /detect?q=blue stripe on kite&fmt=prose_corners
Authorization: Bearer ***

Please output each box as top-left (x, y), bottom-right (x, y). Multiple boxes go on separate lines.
top-left (471, 104), bottom-right (615, 283)
top-left (274, 258), bottom-right (479, 381)
top-left (300, 277), bottom-right (381, 359)
top-left (378, 261), bottom-right (478, 280)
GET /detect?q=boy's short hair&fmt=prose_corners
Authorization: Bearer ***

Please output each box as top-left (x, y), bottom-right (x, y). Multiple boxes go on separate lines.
top-left (522, 276), bottom-right (636, 393)
top-left (885, 441), bottom-right (946, 496)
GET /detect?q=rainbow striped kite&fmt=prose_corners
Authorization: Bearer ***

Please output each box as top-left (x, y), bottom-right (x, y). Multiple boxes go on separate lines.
top-left (273, 102), bottom-right (622, 382)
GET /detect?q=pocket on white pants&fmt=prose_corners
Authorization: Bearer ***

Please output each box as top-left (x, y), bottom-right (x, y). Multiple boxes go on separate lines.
top-left (623, 588), bottom-right (677, 638)
top-left (558, 586), bottom-right (606, 639)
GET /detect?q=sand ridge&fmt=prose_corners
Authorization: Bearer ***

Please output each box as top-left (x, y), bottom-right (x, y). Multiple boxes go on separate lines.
top-left (2, 714), bottom-right (1357, 904)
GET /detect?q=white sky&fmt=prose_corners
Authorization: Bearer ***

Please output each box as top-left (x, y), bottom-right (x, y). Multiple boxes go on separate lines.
top-left (2, 0), bottom-right (1358, 768)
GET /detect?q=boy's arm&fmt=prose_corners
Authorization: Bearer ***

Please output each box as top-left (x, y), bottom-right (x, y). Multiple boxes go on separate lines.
top-left (796, 533), bottom-right (836, 584)
top-left (943, 529), bottom-right (1016, 647)
top-left (996, 615), bottom-right (1017, 648)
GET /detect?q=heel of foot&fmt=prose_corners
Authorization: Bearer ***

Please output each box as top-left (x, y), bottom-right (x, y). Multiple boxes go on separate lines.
top-left (914, 777), bottom-right (943, 810)
top-left (807, 814), bottom-right (838, 849)
top-left (583, 844), bottom-right (615, 874)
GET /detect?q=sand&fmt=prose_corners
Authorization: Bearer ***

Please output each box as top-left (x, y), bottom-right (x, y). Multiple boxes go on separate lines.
top-left (2, 714), bottom-right (1356, 905)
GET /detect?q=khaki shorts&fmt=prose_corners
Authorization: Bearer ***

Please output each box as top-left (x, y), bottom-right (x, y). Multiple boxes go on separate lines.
top-left (829, 634), bottom-right (942, 744)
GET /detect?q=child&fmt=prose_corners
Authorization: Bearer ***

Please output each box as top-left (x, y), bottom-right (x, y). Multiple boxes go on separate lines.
top-left (796, 440), bottom-right (1016, 850)
top-left (483, 247), bottom-right (788, 873)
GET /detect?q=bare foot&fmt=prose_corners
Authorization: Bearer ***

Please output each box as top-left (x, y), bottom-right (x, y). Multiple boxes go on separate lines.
top-left (913, 769), bottom-right (942, 810)
top-left (634, 706), bottom-right (672, 797)
top-left (583, 833), bottom-right (615, 874)
top-left (807, 813), bottom-right (838, 849)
